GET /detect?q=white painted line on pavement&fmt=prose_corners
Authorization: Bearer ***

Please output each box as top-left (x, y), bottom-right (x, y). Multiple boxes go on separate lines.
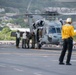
top-left (43, 56), bottom-right (48, 57)
top-left (14, 68), bottom-right (24, 72)
top-left (34, 72), bottom-right (43, 75)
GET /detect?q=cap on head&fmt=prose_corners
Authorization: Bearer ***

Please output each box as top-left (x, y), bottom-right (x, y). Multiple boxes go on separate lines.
top-left (66, 18), bottom-right (72, 23)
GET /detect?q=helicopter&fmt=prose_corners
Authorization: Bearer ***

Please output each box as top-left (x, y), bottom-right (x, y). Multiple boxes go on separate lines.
top-left (26, 10), bottom-right (62, 49)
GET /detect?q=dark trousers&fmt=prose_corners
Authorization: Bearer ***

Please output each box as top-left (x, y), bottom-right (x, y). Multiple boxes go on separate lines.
top-left (16, 38), bottom-right (20, 47)
top-left (31, 36), bottom-right (35, 48)
top-left (26, 39), bottom-right (30, 48)
top-left (22, 39), bottom-right (26, 48)
top-left (59, 37), bottom-right (73, 63)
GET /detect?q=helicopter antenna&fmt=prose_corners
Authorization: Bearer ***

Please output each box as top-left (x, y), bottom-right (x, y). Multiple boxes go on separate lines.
top-left (27, 0), bottom-right (33, 12)
top-left (26, 0), bottom-right (33, 31)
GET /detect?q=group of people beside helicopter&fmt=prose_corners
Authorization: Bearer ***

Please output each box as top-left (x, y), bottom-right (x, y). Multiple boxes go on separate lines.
top-left (15, 28), bottom-right (42, 49)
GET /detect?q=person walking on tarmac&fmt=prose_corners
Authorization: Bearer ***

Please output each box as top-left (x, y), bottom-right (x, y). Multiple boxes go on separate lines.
top-left (22, 32), bottom-right (27, 49)
top-left (16, 30), bottom-right (20, 48)
top-left (59, 18), bottom-right (76, 65)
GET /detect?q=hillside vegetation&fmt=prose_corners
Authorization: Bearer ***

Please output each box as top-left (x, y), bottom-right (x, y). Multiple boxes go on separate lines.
top-left (0, 0), bottom-right (76, 12)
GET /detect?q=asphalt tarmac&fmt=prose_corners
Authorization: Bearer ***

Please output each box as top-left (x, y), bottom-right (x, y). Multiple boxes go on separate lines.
top-left (0, 44), bottom-right (76, 75)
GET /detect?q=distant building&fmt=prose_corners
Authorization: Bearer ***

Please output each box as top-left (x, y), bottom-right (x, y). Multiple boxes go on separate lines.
top-left (11, 28), bottom-right (30, 37)
top-left (10, 28), bottom-right (30, 32)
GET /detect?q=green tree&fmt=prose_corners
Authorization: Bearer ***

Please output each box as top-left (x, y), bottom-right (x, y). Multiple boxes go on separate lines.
top-left (0, 27), bottom-right (15, 40)
top-left (1, 26), bottom-right (11, 34)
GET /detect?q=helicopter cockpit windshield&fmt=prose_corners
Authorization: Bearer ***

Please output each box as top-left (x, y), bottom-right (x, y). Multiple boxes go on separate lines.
top-left (56, 28), bottom-right (61, 33)
top-left (48, 26), bottom-right (56, 33)
top-left (48, 26), bottom-right (61, 34)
